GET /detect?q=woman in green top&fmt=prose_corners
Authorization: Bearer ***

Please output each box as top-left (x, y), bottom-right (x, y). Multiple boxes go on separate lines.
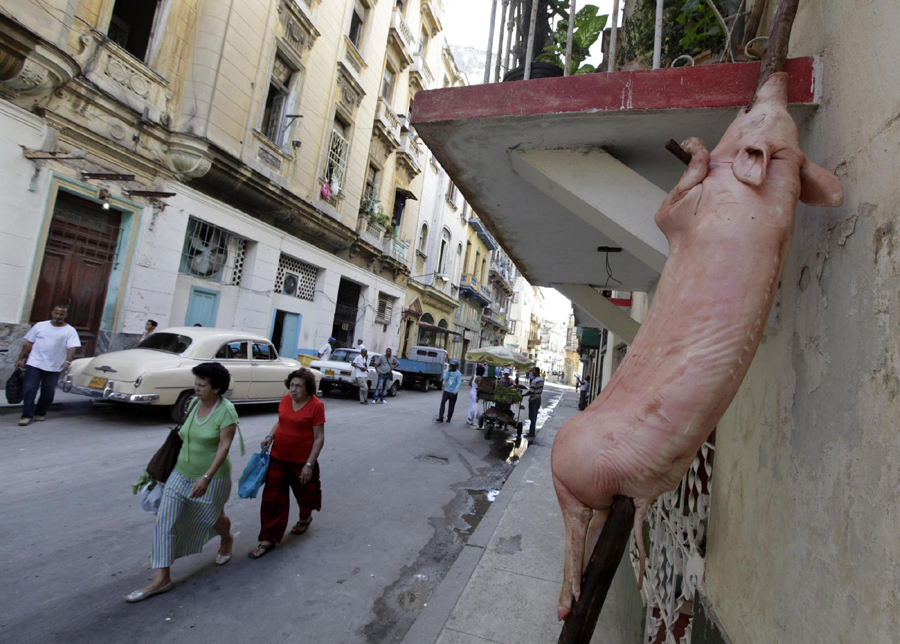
top-left (126, 362), bottom-right (242, 603)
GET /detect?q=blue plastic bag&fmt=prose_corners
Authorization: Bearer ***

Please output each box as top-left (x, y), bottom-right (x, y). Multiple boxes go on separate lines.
top-left (238, 446), bottom-right (270, 499)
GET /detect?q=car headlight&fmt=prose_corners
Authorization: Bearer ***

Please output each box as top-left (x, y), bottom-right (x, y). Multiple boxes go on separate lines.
top-left (134, 376), bottom-right (142, 388)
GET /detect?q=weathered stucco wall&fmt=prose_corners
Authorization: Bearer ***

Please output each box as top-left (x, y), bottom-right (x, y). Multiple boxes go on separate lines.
top-left (704, 0), bottom-right (900, 641)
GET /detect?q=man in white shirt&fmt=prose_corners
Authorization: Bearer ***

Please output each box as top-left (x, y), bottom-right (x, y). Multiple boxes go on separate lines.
top-left (352, 348), bottom-right (370, 404)
top-left (356, 339), bottom-right (366, 351)
top-left (15, 305), bottom-right (81, 426)
top-left (318, 337), bottom-right (336, 361)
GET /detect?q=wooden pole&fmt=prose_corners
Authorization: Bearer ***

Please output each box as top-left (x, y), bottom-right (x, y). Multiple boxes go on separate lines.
top-left (523, 0), bottom-right (540, 80)
top-left (564, 0), bottom-right (577, 76)
top-left (606, 0), bottom-right (620, 73)
top-left (557, 496), bottom-right (635, 644)
top-left (495, 0), bottom-right (509, 82)
top-left (754, 0), bottom-right (801, 94)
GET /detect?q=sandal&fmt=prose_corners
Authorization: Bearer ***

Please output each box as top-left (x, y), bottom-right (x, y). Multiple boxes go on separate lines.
top-left (248, 542), bottom-right (276, 559)
top-left (290, 517), bottom-right (313, 535)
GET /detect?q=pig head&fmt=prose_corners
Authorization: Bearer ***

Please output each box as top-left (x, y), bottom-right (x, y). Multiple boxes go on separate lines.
top-left (551, 72), bottom-right (842, 621)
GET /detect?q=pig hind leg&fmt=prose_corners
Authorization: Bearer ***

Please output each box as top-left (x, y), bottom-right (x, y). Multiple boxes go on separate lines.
top-left (554, 476), bottom-right (597, 622)
top-left (582, 508), bottom-right (610, 572)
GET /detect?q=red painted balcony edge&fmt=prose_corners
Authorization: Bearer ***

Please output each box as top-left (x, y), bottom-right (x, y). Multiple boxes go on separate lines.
top-left (412, 57), bottom-right (815, 125)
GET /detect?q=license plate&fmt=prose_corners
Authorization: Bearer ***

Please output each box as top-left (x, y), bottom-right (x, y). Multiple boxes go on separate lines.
top-left (325, 369), bottom-right (335, 376)
top-left (88, 377), bottom-right (108, 389)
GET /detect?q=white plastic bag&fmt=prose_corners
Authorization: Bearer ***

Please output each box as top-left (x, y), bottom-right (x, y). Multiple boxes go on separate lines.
top-left (140, 481), bottom-right (164, 514)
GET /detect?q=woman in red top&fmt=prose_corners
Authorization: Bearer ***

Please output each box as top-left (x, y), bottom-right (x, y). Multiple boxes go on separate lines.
top-left (249, 369), bottom-right (325, 559)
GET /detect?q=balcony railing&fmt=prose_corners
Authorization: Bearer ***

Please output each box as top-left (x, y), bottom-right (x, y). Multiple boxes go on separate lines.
top-left (482, 0), bottom-right (750, 84)
top-left (483, 307), bottom-right (508, 328)
top-left (411, 52), bottom-right (435, 88)
top-left (384, 237), bottom-right (409, 264)
top-left (374, 97), bottom-right (401, 149)
top-left (389, 7), bottom-right (416, 67)
top-left (489, 260), bottom-right (515, 292)
top-left (357, 215), bottom-right (385, 247)
top-left (396, 130), bottom-right (423, 177)
top-left (459, 273), bottom-right (492, 304)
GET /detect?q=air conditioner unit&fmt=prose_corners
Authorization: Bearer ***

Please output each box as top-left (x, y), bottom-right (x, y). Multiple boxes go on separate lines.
top-left (283, 272), bottom-right (300, 296)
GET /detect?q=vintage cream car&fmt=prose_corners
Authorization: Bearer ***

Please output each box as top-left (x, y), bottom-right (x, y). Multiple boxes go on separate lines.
top-left (61, 327), bottom-right (319, 421)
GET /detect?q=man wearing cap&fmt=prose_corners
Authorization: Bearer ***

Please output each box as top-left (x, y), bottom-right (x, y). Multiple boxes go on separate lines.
top-left (318, 337), bottom-right (336, 361)
top-left (436, 359), bottom-right (461, 423)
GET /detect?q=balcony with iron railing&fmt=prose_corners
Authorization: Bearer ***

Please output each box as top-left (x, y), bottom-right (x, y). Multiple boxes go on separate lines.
top-left (489, 259), bottom-right (515, 294)
top-left (356, 214), bottom-right (385, 247)
top-left (459, 273), bottom-right (491, 306)
top-left (483, 306), bottom-right (508, 329)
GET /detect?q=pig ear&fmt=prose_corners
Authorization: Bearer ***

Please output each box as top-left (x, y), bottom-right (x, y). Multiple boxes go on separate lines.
top-left (732, 141), bottom-right (771, 187)
top-left (799, 158), bottom-right (844, 207)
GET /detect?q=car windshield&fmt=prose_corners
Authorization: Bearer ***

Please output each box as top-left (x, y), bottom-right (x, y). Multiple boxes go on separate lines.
top-left (137, 333), bottom-right (193, 354)
top-left (329, 349), bottom-right (358, 363)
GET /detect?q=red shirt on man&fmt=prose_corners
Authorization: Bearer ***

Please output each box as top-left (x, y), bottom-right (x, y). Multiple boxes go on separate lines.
top-left (271, 394), bottom-right (326, 463)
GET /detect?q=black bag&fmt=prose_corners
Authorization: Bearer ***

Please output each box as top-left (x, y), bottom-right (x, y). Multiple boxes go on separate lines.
top-left (146, 399), bottom-right (199, 482)
top-left (5, 368), bottom-right (24, 405)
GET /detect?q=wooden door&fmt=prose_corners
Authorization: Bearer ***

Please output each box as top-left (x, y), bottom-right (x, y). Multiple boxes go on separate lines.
top-left (185, 287), bottom-right (220, 327)
top-left (31, 192), bottom-right (121, 357)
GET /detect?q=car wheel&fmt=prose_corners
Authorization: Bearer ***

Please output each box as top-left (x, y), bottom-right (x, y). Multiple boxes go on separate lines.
top-left (171, 390), bottom-right (196, 423)
top-left (320, 383), bottom-right (331, 397)
top-left (420, 379), bottom-right (430, 392)
top-left (388, 381), bottom-right (399, 397)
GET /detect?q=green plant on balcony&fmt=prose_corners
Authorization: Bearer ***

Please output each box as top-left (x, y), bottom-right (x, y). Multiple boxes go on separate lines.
top-left (536, 3), bottom-right (607, 75)
top-left (624, 0), bottom-right (737, 68)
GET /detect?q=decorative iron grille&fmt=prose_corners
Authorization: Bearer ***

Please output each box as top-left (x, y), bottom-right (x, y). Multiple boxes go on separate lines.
top-left (325, 128), bottom-right (350, 194)
top-left (179, 217), bottom-right (246, 286)
top-left (631, 436), bottom-right (716, 644)
top-left (274, 253), bottom-right (318, 301)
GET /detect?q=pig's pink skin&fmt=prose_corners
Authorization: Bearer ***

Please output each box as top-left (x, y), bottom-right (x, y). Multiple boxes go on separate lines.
top-left (551, 73), bottom-right (843, 622)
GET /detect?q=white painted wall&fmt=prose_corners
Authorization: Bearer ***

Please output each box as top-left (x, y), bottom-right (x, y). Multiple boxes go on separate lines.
top-left (0, 101), bottom-right (54, 323)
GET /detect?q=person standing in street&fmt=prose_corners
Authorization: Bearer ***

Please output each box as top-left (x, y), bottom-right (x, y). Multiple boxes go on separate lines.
top-left (578, 375), bottom-right (591, 410)
top-left (14, 304), bottom-right (80, 427)
top-left (436, 359), bottom-right (461, 423)
top-left (126, 362), bottom-right (241, 603)
top-left (352, 348), bottom-right (369, 404)
top-left (523, 366), bottom-right (544, 438)
top-left (318, 337), bottom-right (336, 361)
top-left (356, 339), bottom-right (366, 351)
top-left (250, 369), bottom-right (324, 559)
top-left (466, 364), bottom-right (485, 427)
top-left (140, 319), bottom-right (158, 341)
top-left (372, 348), bottom-right (398, 404)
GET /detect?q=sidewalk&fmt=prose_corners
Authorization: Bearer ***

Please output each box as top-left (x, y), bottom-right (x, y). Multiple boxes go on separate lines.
top-left (403, 389), bottom-right (624, 644)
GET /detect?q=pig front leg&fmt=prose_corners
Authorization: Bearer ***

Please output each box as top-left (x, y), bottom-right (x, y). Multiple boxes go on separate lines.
top-left (554, 474), bottom-right (594, 621)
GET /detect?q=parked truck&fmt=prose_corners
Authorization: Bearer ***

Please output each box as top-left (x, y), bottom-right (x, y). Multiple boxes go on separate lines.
top-left (397, 346), bottom-right (448, 391)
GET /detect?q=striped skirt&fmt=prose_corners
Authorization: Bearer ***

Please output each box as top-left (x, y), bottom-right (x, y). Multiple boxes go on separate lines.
top-left (151, 470), bottom-right (231, 568)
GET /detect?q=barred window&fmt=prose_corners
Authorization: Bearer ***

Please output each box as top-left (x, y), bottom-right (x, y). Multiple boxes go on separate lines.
top-left (179, 217), bottom-right (246, 285)
top-left (325, 119), bottom-right (350, 195)
top-left (376, 293), bottom-right (395, 324)
top-left (275, 253), bottom-right (318, 301)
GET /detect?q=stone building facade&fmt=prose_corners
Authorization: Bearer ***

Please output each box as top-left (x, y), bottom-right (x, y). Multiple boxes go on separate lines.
top-left (0, 0), bottom-right (449, 380)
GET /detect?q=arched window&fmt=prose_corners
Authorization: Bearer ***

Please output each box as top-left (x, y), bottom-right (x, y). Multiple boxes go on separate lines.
top-left (418, 223), bottom-right (428, 254)
top-left (438, 228), bottom-right (451, 273)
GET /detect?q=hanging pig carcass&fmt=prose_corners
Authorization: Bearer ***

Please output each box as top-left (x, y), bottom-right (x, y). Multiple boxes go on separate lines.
top-left (551, 72), bottom-right (844, 621)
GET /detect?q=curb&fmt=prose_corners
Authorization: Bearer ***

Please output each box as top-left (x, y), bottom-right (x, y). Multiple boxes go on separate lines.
top-left (400, 391), bottom-right (567, 644)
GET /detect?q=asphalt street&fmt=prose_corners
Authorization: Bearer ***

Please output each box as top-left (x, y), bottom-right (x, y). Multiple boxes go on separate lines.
top-left (0, 383), bottom-right (565, 644)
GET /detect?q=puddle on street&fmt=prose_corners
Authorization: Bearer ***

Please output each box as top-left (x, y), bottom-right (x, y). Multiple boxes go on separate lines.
top-left (452, 488), bottom-right (502, 543)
